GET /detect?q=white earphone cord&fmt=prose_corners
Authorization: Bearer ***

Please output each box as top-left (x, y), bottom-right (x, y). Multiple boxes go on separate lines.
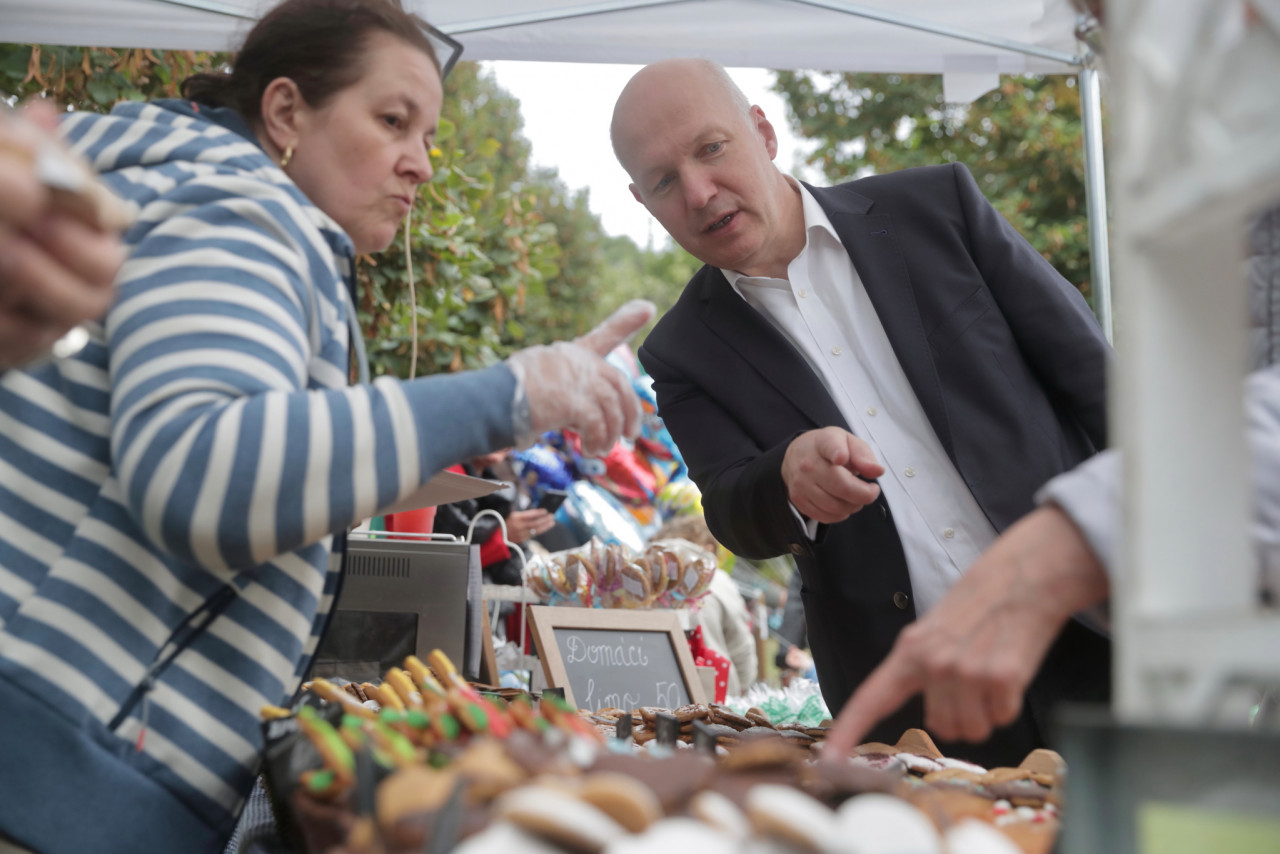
top-left (405, 213), bottom-right (418, 380)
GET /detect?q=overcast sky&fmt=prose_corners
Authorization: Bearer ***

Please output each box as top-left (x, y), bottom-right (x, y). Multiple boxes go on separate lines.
top-left (484, 60), bottom-right (817, 249)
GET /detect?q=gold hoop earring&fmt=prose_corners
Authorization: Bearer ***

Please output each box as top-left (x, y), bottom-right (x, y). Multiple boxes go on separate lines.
top-left (280, 145), bottom-right (294, 169)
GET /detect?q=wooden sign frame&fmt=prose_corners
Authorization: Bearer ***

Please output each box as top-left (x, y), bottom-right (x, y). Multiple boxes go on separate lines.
top-left (476, 598), bottom-right (500, 688)
top-left (528, 605), bottom-right (708, 710)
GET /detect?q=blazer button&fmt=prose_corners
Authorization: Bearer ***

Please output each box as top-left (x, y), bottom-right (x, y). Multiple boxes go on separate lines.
top-left (790, 543), bottom-right (805, 556)
top-left (893, 591), bottom-right (910, 610)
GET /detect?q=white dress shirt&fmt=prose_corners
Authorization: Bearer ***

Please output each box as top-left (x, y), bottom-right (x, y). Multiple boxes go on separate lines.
top-left (723, 179), bottom-right (998, 615)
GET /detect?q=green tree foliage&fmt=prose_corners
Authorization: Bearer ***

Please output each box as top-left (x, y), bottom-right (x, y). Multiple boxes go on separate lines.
top-left (595, 236), bottom-right (700, 342)
top-left (0, 43), bottom-right (221, 106)
top-left (1, 44), bottom-right (644, 377)
top-left (518, 172), bottom-right (608, 344)
top-left (773, 72), bottom-right (1094, 302)
top-left (359, 60), bottom-right (569, 377)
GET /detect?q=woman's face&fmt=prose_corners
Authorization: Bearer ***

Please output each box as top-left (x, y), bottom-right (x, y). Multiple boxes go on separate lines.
top-left (287, 31), bottom-right (442, 254)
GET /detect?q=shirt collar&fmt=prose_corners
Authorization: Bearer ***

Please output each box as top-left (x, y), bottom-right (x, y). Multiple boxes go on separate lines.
top-left (721, 177), bottom-right (840, 289)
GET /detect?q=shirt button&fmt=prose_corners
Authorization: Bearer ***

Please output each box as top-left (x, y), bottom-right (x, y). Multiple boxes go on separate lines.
top-left (893, 591), bottom-right (910, 610)
top-left (943, 527), bottom-right (955, 539)
top-left (798, 289), bottom-right (807, 299)
top-left (830, 345), bottom-right (842, 356)
top-left (904, 467), bottom-right (915, 478)
top-left (866, 406), bottom-right (877, 417)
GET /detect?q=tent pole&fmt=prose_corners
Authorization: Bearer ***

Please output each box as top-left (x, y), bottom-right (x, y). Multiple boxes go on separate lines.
top-left (151, 0), bottom-right (251, 18)
top-left (1079, 64), bottom-right (1113, 341)
top-left (443, 0), bottom-right (695, 35)
top-left (788, 0), bottom-right (1082, 66)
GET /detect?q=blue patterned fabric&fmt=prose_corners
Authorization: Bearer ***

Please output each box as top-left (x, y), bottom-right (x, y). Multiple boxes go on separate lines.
top-left (0, 100), bottom-right (516, 853)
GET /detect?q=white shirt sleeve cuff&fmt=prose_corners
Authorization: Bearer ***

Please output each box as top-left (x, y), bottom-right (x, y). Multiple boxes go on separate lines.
top-left (788, 501), bottom-right (820, 540)
top-left (1035, 450), bottom-right (1121, 636)
top-left (1035, 449), bottom-right (1121, 577)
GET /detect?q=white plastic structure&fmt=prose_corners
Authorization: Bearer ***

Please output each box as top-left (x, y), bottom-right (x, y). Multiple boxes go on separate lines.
top-left (0, 0), bottom-right (1084, 74)
top-left (1109, 0), bottom-right (1280, 723)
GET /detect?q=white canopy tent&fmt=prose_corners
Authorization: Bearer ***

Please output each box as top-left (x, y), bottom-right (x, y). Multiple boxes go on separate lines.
top-left (1, 0), bottom-right (1081, 71)
top-left (9, 0), bottom-right (1276, 730)
top-left (0, 0), bottom-right (1114, 337)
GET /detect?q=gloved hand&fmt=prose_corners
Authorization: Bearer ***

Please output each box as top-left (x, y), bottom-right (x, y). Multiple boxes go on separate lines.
top-left (507, 299), bottom-right (656, 457)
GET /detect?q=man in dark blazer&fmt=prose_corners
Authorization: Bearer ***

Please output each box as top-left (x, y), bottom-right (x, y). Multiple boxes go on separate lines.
top-left (611, 59), bottom-right (1111, 767)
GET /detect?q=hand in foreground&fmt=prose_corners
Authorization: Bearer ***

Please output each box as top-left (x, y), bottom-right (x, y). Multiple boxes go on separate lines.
top-left (504, 508), bottom-right (553, 544)
top-left (0, 102), bottom-right (127, 369)
top-left (781, 427), bottom-right (885, 524)
top-left (823, 505), bottom-right (1110, 757)
top-left (507, 299), bottom-right (656, 456)
top-left (784, 644), bottom-right (814, 672)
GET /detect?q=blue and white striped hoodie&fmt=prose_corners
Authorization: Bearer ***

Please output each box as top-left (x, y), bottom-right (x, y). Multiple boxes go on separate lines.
top-left (0, 100), bottom-right (517, 853)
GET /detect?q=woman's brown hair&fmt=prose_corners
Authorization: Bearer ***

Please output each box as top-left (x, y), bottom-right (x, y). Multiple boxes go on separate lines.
top-left (181, 0), bottom-right (439, 124)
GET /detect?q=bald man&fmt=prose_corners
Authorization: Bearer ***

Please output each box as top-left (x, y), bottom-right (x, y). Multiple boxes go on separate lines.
top-left (613, 59), bottom-right (1112, 766)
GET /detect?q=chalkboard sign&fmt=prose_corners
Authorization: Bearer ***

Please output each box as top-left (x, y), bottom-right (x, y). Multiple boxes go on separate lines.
top-left (529, 606), bottom-right (708, 712)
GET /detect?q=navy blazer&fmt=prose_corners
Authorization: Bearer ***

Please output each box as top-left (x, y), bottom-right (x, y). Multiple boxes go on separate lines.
top-left (639, 163), bottom-right (1111, 766)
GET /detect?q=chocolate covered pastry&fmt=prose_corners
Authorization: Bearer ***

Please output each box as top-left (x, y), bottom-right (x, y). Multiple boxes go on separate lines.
top-left (265, 654), bottom-right (1066, 854)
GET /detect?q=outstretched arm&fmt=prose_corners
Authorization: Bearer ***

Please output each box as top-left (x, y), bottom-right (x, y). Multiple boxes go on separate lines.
top-left (824, 504), bottom-right (1109, 755)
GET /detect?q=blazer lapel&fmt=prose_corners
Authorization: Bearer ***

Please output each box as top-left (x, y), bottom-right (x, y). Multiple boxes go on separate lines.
top-left (814, 185), bottom-right (956, 461)
top-left (697, 270), bottom-right (849, 432)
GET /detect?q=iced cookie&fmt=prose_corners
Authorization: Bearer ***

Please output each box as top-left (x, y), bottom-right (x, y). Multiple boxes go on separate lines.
top-left (494, 785), bottom-right (627, 853)
top-left (894, 728), bottom-right (943, 759)
top-left (578, 772), bottom-right (664, 833)
top-left (745, 783), bottom-right (839, 852)
top-left (689, 790), bottom-right (751, 839)
top-left (836, 792), bottom-right (942, 854)
top-left (603, 817), bottom-right (740, 854)
top-left (944, 818), bottom-right (1024, 854)
top-left (1018, 748), bottom-right (1067, 787)
top-left (849, 753), bottom-right (907, 776)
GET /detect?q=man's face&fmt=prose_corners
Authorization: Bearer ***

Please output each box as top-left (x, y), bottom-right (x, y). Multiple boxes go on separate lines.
top-left (614, 68), bottom-right (794, 278)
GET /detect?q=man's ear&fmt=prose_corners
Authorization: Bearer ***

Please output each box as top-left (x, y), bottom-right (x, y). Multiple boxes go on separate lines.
top-left (629, 183), bottom-right (643, 204)
top-left (258, 77), bottom-right (306, 157)
top-left (750, 105), bottom-right (779, 161)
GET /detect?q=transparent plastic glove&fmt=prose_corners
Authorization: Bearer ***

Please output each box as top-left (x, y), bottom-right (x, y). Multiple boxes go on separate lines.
top-left (507, 299), bottom-right (656, 456)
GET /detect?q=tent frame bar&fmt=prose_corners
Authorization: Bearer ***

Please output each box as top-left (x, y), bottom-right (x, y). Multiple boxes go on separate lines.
top-left (152, 0), bottom-right (250, 19)
top-left (444, 0), bottom-right (1083, 68)
top-left (789, 0), bottom-right (1084, 67)
top-left (443, 0), bottom-right (695, 35)
top-left (1079, 64), bottom-right (1112, 342)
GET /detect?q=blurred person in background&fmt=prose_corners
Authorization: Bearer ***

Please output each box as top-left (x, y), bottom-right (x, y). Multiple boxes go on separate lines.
top-left (655, 513), bottom-right (758, 697)
top-left (773, 570), bottom-right (817, 684)
top-left (434, 449), bottom-right (554, 585)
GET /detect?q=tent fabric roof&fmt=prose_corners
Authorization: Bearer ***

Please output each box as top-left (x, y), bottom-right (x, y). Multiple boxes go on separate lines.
top-left (0, 0), bottom-right (1084, 74)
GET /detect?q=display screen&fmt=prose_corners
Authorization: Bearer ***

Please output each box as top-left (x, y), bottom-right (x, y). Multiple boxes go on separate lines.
top-left (311, 610), bottom-right (416, 685)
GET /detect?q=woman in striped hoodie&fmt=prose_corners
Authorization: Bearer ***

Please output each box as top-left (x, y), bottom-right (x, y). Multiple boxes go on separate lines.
top-left (0, 2), bottom-right (649, 851)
